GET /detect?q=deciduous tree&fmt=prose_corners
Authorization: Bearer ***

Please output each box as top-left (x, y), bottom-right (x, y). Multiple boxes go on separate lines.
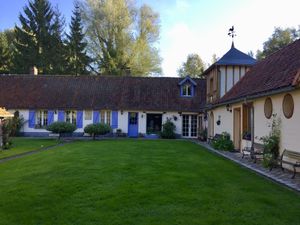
top-left (177, 54), bottom-right (205, 78)
top-left (256, 27), bottom-right (300, 60)
top-left (81, 0), bottom-right (161, 76)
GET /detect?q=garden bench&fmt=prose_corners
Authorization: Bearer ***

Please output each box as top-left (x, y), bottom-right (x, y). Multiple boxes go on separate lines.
top-left (208, 134), bottom-right (222, 144)
top-left (277, 149), bottom-right (300, 179)
top-left (242, 142), bottom-right (264, 163)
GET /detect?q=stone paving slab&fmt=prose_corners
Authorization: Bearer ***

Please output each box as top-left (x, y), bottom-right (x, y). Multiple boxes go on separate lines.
top-left (193, 141), bottom-right (300, 192)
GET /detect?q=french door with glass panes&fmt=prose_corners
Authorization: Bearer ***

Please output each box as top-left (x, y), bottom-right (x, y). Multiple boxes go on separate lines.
top-left (182, 115), bottom-right (198, 137)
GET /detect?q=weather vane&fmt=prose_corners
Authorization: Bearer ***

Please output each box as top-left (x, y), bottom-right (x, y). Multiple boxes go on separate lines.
top-left (228, 26), bottom-right (236, 47)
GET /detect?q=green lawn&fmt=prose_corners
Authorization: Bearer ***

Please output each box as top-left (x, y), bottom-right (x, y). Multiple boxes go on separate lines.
top-left (0, 140), bottom-right (299, 225)
top-left (0, 137), bottom-right (59, 159)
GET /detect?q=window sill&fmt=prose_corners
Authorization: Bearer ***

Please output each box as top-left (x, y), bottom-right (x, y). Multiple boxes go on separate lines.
top-left (181, 95), bottom-right (194, 98)
top-left (34, 126), bottom-right (47, 130)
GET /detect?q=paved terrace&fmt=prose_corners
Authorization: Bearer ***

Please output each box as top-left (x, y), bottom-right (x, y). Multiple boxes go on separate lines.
top-left (194, 141), bottom-right (300, 193)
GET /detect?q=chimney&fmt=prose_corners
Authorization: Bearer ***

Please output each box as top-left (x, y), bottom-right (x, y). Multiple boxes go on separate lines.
top-left (124, 67), bottom-right (131, 76)
top-left (30, 66), bottom-right (38, 75)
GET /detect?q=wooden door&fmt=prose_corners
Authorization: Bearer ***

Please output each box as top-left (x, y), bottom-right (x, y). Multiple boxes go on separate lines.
top-left (128, 112), bottom-right (138, 137)
top-left (233, 108), bottom-right (241, 150)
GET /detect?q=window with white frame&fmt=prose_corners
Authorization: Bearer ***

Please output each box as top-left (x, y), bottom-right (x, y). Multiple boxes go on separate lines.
top-left (36, 110), bottom-right (48, 128)
top-left (85, 110), bottom-right (92, 120)
top-left (65, 110), bottom-right (76, 125)
top-left (182, 84), bottom-right (192, 96)
top-left (100, 110), bottom-right (111, 125)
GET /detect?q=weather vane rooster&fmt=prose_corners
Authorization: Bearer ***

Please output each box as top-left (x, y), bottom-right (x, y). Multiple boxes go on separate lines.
top-left (228, 26), bottom-right (236, 47)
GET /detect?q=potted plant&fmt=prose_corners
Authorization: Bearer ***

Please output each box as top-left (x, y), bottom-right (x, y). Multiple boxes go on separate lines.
top-left (198, 128), bottom-right (207, 141)
top-left (242, 131), bottom-right (251, 141)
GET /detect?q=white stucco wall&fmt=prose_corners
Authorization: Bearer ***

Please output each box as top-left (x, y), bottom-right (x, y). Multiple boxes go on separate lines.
top-left (209, 102), bottom-right (242, 139)
top-left (209, 88), bottom-right (300, 154)
top-left (118, 111), bottom-right (128, 133)
top-left (220, 66), bottom-right (248, 98)
top-left (234, 67), bottom-right (240, 84)
top-left (10, 109), bottom-right (193, 137)
top-left (226, 66), bottom-right (233, 91)
top-left (162, 112), bottom-right (182, 134)
top-left (253, 89), bottom-right (300, 153)
top-left (220, 66), bottom-right (226, 98)
top-left (116, 111), bottom-right (183, 135)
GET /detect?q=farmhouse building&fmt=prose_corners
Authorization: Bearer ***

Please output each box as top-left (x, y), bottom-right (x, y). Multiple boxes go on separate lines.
top-left (207, 39), bottom-right (300, 154)
top-left (0, 38), bottom-right (300, 157)
top-left (0, 75), bottom-right (206, 138)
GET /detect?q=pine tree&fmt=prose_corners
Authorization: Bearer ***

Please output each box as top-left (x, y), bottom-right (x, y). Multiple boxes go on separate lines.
top-left (14, 0), bottom-right (63, 74)
top-left (0, 30), bottom-right (15, 74)
top-left (51, 6), bottom-right (68, 74)
top-left (66, 3), bottom-right (90, 75)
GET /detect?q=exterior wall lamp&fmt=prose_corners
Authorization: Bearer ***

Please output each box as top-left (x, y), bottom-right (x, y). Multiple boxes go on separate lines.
top-left (216, 115), bottom-right (221, 125)
top-left (226, 104), bottom-right (232, 112)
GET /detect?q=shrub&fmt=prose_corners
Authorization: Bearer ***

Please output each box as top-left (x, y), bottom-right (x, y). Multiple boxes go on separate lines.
top-left (84, 123), bottom-right (112, 140)
top-left (198, 128), bottom-right (207, 141)
top-left (1, 120), bottom-right (12, 150)
top-left (46, 122), bottom-right (76, 139)
top-left (160, 119), bottom-right (176, 139)
top-left (211, 132), bottom-right (234, 151)
top-left (5, 111), bottom-right (25, 137)
top-left (261, 115), bottom-right (281, 168)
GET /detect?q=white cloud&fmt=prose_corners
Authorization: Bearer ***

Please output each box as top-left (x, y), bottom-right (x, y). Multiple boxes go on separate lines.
top-left (161, 23), bottom-right (199, 76)
top-left (156, 0), bottom-right (300, 77)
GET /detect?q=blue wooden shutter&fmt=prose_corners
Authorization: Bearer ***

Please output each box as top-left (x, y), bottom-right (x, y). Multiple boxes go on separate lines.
top-left (180, 86), bottom-right (183, 96)
top-left (191, 85), bottom-right (195, 96)
top-left (93, 111), bottom-right (99, 124)
top-left (28, 110), bottom-right (35, 128)
top-left (48, 111), bottom-right (54, 125)
top-left (76, 111), bottom-right (83, 128)
top-left (111, 111), bottom-right (118, 129)
top-left (58, 111), bottom-right (65, 122)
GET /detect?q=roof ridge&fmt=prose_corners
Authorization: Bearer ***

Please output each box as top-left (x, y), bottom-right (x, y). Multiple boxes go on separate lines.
top-left (0, 74), bottom-right (206, 80)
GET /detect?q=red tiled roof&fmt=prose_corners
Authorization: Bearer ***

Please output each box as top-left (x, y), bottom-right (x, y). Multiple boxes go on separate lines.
top-left (219, 39), bottom-right (300, 104)
top-left (0, 75), bottom-right (206, 112)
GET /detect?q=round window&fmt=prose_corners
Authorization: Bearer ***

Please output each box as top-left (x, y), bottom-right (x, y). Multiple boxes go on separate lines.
top-left (264, 97), bottom-right (273, 119)
top-left (282, 94), bottom-right (294, 119)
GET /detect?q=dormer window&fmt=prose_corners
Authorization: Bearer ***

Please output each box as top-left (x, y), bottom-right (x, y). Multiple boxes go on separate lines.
top-left (182, 84), bottom-right (192, 96)
top-left (179, 76), bottom-right (197, 97)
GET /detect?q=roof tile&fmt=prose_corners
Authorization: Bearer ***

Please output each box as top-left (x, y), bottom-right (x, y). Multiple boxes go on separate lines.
top-left (0, 75), bottom-right (206, 112)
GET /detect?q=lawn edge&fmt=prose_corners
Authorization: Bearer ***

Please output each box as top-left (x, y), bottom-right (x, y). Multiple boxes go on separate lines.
top-left (193, 140), bottom-right (300, 194)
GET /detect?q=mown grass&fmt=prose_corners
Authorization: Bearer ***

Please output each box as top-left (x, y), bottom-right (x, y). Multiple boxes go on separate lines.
top-left (0, 139), bottom-right (299, 225)
top-left (0, 137), bottom-right (59, 159)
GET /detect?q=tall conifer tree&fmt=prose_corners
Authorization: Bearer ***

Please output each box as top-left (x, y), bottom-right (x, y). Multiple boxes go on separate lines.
top-left (66, 2), bottom-right (90, 75)
top-left (51, 7), bottom-right (68, 74)
top-left (14, 0), bottom-right (64, 74)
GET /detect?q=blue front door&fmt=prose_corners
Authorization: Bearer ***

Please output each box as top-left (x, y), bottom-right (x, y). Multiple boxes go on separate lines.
top-left (128, 112), bottom-right (138, 137)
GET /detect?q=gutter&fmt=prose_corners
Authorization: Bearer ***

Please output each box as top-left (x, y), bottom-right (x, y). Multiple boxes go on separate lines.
top-left (211, 86), bottom-right (297, 109)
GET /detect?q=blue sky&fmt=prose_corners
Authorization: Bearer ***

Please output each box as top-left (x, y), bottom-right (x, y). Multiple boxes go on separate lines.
top-left (1, 0), bottom-right (300, 76)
